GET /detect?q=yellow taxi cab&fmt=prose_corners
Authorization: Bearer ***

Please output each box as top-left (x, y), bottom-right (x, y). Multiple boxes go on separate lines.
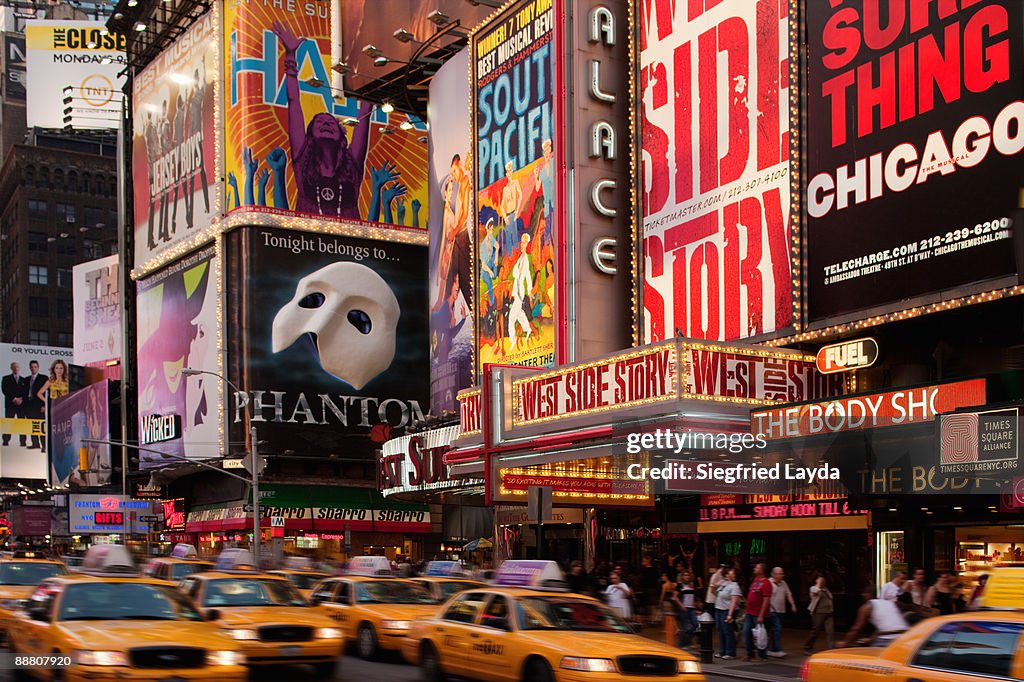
top-left (143, 544), bottom-right (213, 583)
top-left (177, 549), bottom-right (343, 677)
top-left (801, 568), bottom-right (1024, 682)
top-left (268, 556), bottom-right (329, 599)
top-left (412, 561), bottom-right (485, 603)
top-left (6, 545), bottom-right (246, 682)
top-left (0, 551), bottom-right (68, 644)
top-left (402, 560), bottom-right (705, 682)
top-left (309, 555), bottom-right (439, 659)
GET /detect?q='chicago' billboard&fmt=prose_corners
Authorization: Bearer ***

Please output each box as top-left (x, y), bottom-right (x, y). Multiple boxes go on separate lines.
top-left (72, 254), bottom-right (121, 367)
top-left (224, 0), bottom-right (427, 226)
top-left (641, 0), bottom-right (793, 343)
top-left (228, 227), bottom-right (428, 458)
top-left (131, 11), bottom-right (218, 268)
top-left (136, 247), bottom-right (220, 468)
top-left (428, 48), bottom-right (473, 414)
top-left (473, 0), bottom-right (562, 370)
top-left (805, 1), bottom-right (1023, 322)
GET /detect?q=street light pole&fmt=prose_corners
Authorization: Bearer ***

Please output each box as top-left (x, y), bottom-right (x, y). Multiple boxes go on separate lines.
top-left (180, 369), bottom-right (260, 567)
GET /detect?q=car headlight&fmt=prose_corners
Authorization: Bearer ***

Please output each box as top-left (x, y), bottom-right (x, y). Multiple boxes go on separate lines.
top-left (379, 620), bottom-right (409, 630)
top-left (679, 659), bottom-right (701, 674)
top-left (226, 629), bottom-right (259, 640)
top-left (560, 657), bottom-right (616, 672)
top-left (73, 650), bottom-right (129, 666)
top-left (208, 650), bottom-right (243, 666)
top-left (315, 627), bottom-right (343, 639)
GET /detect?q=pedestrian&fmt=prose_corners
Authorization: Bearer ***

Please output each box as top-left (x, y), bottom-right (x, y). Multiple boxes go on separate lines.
top-left (907, 568), bottom-right (928, 607)
top-left (880, 571), bottom-right (906, 601)
top-left (656, 571), bottom-right (675, 626)
top-left (567, 560), bottom-right (593, 596)
top-left (605, 571), bottom-right (634, 620)
top-left (675, 569), bottom-right (699, 648)
top-left (924, 571), bottom-right (959, 615)
top-left (714, 567), bottom-right (742, 660)
top-left (968, 574), bottom-right (988, 610)
top-left (640, 555), bottom-right (660, 623)
top-left (767, 566), bottom-right (796, 658)
top-left (804, 575), bottom-right (834, 654)
top-left (839, 584), bottom-right (908, 648)
top-left (744, 563), bottom-right (773, 661)
top-left (705, 563), bottom-right (728, 612)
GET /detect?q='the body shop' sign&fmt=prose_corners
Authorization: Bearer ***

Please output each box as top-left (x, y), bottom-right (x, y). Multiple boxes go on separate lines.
top-left (641, 0), bottom-right (794, 343)
top-left (751, 379), bottom-right (988, 440)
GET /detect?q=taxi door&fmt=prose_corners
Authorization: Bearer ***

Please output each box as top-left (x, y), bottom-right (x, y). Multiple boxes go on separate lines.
top-left (433, 591), bottom-right (488, 678)
top-left (326, 580), bottom-right (356, 639)
top-left (469, 594), bottom-right (517, 682)
top-left (15, 581), bottom-right (60, 659)
top-left (900, 619), bottom-right (1024, 682)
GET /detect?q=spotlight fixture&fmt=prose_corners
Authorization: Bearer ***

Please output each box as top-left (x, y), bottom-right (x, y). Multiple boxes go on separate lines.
top-left (417, 135), bottom-right (428, 144)
top-left (99, 27), bottom-right (109, 35)
top-left (134, 21), bottom-right (147, 32)
top-left (427, 10), bottom-right (452, 25)
top-left (341, 117), bottom-right (358, 126)
top-left (374, 56), bottom-right (389, 67)
top-left (87, 40), bottom-right (97, 48)
top-left (381, 101), bottom-right (394, 114)
top-left (393, 28), bottom-right (415, 43)
top-left (331, 61), bottom-right (350, 74)
top-left (399, 120), bottom-right (413, 131)
top-left (100, 57), bottom-right (112, 65)
top-left (380, 126), bottom-right (396, 135)
top-left (362, 44), bottom-right (382, 58)
top-left (127, 0), bottom-right (137, 6)
top-left (305, 77), bottom-right (326, 88)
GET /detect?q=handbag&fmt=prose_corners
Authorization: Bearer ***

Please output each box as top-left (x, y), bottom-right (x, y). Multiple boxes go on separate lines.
top-left (753, 624), bottom-right (768, 650)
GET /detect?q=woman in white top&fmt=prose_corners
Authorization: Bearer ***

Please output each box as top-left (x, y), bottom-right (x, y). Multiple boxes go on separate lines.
top-left (714, 568), bottom-right (742, 659)
top-left (605, 572), bottom-right (634, 620)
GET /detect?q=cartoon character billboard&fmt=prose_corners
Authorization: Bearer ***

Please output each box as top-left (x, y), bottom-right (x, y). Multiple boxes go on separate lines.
top-left (136, 247), bottom-right (220, 468)
top-left (224, 2), bottom-right (427, 226)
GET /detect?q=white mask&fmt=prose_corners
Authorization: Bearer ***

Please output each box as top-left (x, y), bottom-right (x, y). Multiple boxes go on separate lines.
top-left (272, 262), bottom-right (400, 390)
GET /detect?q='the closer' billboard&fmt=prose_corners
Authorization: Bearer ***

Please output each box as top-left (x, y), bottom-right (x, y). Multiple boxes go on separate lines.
top-left (228, 227), bottom-right (428, 458)
top-left (640, 0), bottom-right (794, 343)
top-left (805, 1), bottom-right (1023, 322)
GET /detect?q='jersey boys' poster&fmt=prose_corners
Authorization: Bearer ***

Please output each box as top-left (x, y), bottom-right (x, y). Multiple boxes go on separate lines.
top-left (641, 0), bottom-right (793, 343)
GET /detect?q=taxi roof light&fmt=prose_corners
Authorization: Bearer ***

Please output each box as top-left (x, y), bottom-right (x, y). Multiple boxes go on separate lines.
top-left (214, 548), bottom-right (258, 572)
top-left (346, 556), bottom-right (395, 577)
top-left (79, 545), bottom-right (138, 576)
top-left (494, 560), bottom-right (568, 590)
top-left (11, 550), bottom-right (47, 560)
top-left (423, 561), bottom-right (471, 577)
top-left (283, 556), bottom-right (313, 571)
top-left (170, 543), bottom-right (199, 560)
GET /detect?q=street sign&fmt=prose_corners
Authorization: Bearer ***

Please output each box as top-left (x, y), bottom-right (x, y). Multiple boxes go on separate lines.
top-left (223, 459), bottom-right (245, 469)
top-left (271, 516), bottom-right (285, 528)
top-left (243, 504), bottom-right (254, 513)
top-left (137, 514), bottom-right (159, 523)
top-left (243, 452), bottom-right (266, 476)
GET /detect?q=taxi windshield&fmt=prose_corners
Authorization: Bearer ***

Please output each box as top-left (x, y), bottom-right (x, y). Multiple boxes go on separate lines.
top-left (0, 562), bottom-right (66, 586)
top-left (355, 581), bottom-right (435, 604)
top-left (201, 578), bottom-right (306, 607)
top-left (434, 581), bottom-right (480, 601)
top-left (170, 563), bottom-right (211, 581)
top-left (58, 583), bottom-right (202, 621)
top-left (282, 573), bottom-right (326, 590)
top-left (517, 597), bottom-right (633, 633)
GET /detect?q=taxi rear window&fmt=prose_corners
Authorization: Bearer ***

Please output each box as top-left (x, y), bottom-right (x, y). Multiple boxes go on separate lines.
top-left (912, 621), bottom-right (1024, 678)
top-left (58, 582), bottom-right (202, 622)
top-left (0, 562), bottom-right (67, 586)
top-left (355, 581), bottom-right (435, 605)
top-left (170, 562), bottom-right (211, 581)
top-left (202, 578), bottom-right (306, 607)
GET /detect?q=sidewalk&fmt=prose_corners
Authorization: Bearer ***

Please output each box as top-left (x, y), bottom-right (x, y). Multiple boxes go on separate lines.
top-left (639, 622), bottom-right (819, 682)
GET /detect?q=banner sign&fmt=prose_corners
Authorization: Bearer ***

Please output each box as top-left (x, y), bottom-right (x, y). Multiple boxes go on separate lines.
top-left (229, 227), bottom-right (428, 458)
top-left (72, 255), bottom-right (121, 367)
top-left (428, 48), bottom-right (474, 414)
top-left (25, 21), bottom-right (124, 129)
top-left (4, 33), bottom-right (25, 102)
top-left (939, 406), bottom-right (1021, 478)
top-left (68, 495), bottom-right (154, 534)
top-left (804, 1), bottom-right (1023, 321)
top-left (132, 12), bottom-right (218, 268)
top-left (136, 247), bottom-right (220, 468)
top-left (698, 499), bottom-right (866, 522)
top-left (640, 0), bottom-right (793, 343)
top-left (379, 424), bottom-right (482, 496)
top-left (49, 381), bottom-right (111, 488)
top-left (752, 379), bottom-right (988, 440)
top-left (224, 0), bottom-right (427, 226)
top-left (458, 389), bottom-right (482, 436)
top-left (815, 338), bottom-right (879, 375)
top-left (0, 343), bottom-right (72, 480)
top-left (473, 0), bottom-right (562, 370)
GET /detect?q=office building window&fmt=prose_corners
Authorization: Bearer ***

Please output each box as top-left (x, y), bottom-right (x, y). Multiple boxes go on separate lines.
top-left (84, 207), bottom-right (105, 227)
top-left (29, 297), bottom-right (48, 317)
top-left (28, 265), bottom-right (48, 285)
top-left (56, 332), bottom-right (72, 347)
top-left (83, 240), bottom-right (103, 259)
top-left (56, 203), bottom-right (76, 224)
top-left (57, 268), bottom-right (72, 287)
top-left (28, 232), bottom-right (48, 252)
top-left (57, 299), bottom-right (72, 318)
top-left (28, 330), bottom-right (48, 346)
top-left (28, 200), bottom-right (47, 221)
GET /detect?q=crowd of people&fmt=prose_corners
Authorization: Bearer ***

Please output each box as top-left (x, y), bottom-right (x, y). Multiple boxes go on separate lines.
top-left (562, 555), bottom-right (987, 661)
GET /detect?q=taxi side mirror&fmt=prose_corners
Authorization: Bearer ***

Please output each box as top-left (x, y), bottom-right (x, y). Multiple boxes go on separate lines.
top-left (204, 608), bottom-right (221, 621)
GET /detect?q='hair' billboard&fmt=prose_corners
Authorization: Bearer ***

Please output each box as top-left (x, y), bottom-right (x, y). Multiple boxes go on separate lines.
top-left (49, 380), bottom-right (111, 487)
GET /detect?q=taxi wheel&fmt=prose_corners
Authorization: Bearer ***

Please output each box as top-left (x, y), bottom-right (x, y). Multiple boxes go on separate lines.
top-left (522, 657), bottom-right (554, 682)
top-left (420, 641), bottom-right (446, 682)
top-left (357, 623), bottom-right (379, 660)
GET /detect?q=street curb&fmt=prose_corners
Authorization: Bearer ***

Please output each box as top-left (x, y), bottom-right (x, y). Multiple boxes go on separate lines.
top-left (702, 667), bottom-right (798, 682)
